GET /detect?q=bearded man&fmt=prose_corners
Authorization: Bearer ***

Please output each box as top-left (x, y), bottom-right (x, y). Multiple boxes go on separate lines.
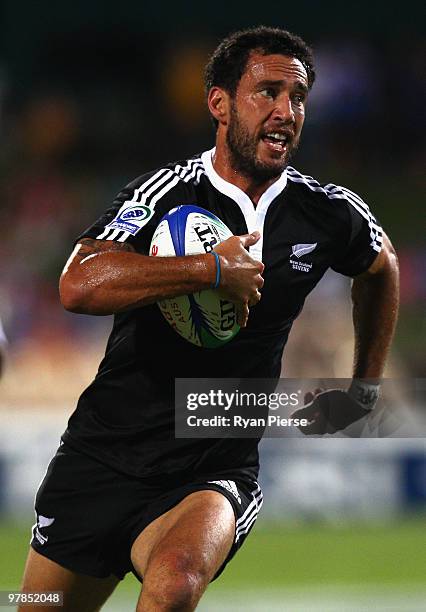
top-left (20, 26), bottom-right (399, 612)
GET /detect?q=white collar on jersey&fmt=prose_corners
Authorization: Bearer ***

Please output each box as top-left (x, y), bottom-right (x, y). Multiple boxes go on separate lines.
top-left (200, 147), bottom-right (288, 261)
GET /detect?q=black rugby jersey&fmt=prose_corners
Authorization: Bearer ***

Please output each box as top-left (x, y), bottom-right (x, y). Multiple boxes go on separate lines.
top-left (62, 148), bottom-right (383, 478)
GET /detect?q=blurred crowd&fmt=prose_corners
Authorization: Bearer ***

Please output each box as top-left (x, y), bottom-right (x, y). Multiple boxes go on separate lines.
top-left (0, 28), bottom-right (424, 403)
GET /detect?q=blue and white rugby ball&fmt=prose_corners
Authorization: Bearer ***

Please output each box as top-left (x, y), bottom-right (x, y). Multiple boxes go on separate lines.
top-left (150, 205), bottom-right (239, 348)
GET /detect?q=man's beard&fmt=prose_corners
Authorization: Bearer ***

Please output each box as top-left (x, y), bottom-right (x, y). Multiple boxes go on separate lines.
top-left (226, 103), bottom-right (297, 183)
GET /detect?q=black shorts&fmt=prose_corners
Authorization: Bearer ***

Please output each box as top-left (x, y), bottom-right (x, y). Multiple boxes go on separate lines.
top-left (31, 443), bottom-right (263, 580)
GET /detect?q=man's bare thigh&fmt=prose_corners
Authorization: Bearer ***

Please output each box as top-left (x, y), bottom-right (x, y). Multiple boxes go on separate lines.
top-left (19, 548), bottom-right (119, 612)
top-left (131, 489), bottom-right (235, 579)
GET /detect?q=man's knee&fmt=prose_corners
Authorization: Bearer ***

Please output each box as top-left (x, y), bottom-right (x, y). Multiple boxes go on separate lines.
top-left (143, 569), bottom-right (202, 610)
top-left (141, 549), bottom-right (209, 610)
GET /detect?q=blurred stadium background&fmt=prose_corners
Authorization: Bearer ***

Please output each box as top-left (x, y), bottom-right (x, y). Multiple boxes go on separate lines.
top-left (0, 1), bottom-right (425, 610)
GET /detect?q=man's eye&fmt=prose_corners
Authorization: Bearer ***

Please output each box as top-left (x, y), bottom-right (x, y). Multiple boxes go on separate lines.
top-left (259, 88), bottom-right (275, 98)
top-left (293, 94), bottom-right (305, 104)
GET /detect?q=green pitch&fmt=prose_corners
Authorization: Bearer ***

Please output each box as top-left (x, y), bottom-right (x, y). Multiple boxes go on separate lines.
top-left (1, 518), bottom-right (425, 599)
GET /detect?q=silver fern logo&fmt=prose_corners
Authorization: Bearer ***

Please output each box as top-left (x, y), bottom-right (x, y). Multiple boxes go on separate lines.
top-left (34, 515), bottom-right (55, 545)
top-left (38, 515), bottom-right (55, 528)
top-left (290, 243), bottom-right (317, 272)
top-left (291, 243), bottom-right (317, 258)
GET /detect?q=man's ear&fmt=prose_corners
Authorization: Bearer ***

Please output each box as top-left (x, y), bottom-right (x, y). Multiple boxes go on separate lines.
top-left (207, 87), bottom-right (230, 126)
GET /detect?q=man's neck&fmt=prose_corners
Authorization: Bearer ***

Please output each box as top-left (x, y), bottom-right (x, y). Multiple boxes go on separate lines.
top-left (212, 141), bottom-right (281, 206)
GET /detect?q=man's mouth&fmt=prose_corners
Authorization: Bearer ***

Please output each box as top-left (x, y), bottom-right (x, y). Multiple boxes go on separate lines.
top-left (261, 131), bottom-right (292, 154)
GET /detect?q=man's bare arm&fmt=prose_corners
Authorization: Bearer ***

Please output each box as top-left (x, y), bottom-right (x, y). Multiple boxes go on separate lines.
top-left (59, 234), bottom-right (264, 326)
top-left (292, 232), bottom-right (399, 434)
top-left (351, 232), bottom-right (399, 379)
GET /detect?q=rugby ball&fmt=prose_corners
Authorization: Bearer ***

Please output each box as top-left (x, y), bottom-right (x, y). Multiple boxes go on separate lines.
top-left (150, 205), bottom-right (240, 348)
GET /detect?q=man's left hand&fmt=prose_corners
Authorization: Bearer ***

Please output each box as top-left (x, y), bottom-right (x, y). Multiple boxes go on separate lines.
top-left (291, 389), bottom-right (372, 435)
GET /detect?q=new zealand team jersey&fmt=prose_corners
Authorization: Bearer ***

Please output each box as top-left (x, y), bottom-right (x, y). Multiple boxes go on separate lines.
top-left (63, 148), bottom-right (383, 479)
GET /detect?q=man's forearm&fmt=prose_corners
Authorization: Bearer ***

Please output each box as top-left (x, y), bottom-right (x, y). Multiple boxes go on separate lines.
top-left (61, 248), bottom-right (216, 315)
top-left (351, 240), bottom-right (399, 379)
top-left (59, 234), bottom-right (264, 322)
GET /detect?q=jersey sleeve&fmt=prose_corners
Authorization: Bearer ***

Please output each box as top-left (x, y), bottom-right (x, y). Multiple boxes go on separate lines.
top-left (330, 185), bottom-right (383, 277)
top-left (75, 169), bottom-right (176, 254)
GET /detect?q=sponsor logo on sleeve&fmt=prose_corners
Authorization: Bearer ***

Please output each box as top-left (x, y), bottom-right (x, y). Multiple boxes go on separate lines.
top-left (107, 204), bottom-right (153, 235)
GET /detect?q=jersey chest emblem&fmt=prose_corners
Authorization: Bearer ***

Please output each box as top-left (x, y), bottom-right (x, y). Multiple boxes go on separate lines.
top-left (290, 242), bottom-right (317, 272)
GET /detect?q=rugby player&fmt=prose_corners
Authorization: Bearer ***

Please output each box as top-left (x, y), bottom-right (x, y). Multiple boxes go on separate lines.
top-left (20, 27), bottom-right (399, 611)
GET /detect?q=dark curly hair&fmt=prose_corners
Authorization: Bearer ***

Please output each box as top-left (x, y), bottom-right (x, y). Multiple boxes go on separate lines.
top-left (204, 26), bottom-right (315, 126)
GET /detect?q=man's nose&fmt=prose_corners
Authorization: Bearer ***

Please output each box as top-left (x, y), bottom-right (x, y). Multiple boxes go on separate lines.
top-left (272, 95), bottom-right (295, 124)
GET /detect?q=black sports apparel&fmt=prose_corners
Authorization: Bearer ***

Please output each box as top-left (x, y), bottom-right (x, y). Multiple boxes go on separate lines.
top-left (62, 148), bottom-right (383, 478)
top-left (31, 443), bottom-right (263, 580)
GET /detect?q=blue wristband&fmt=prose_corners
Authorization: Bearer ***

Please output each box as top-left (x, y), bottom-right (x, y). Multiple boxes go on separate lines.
top-left (211, 251), bottom-right (221, 289)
